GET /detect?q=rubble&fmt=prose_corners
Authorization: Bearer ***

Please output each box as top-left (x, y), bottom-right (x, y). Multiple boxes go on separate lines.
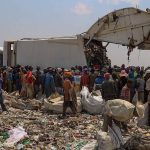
top-left (1, 91), bottom-right (150, 149)
top-left (0, 106), bottom-right (102, 149)
top-left (84, 39), bottom-right (111, 69)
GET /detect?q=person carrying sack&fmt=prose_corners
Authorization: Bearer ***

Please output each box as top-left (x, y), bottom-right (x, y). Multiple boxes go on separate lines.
top-left (102, 99), bottom-right (144, 132)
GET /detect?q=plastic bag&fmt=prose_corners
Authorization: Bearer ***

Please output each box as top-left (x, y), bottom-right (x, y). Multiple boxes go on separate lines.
top-left (80, 86), bottom-right (90, 97)
top-left (4, 127), bottom-right (28, 148)
top-left (80, 86), bottom-right (104, 114)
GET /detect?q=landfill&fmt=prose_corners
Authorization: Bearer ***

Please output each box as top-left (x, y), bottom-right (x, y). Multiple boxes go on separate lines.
top-left (0, 91), bottom-right (150, 150)
top-left (0, 91), bottom-right (102, 149)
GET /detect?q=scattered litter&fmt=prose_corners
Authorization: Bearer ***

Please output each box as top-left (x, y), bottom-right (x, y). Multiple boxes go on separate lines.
top-left (80, 140), bottom-right (98, 150)
top-left (1, 91), bottom-right (150, 149)
top-left (3, 127), bottom-right (27, 148)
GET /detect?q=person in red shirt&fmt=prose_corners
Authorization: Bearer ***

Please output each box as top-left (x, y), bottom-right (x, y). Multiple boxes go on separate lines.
top-left (26, 66), bottom-right (35, 99)
top-left (80, 70), bottom-right (90, 90)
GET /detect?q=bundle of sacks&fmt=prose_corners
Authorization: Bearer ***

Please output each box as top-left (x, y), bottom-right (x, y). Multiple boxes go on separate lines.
top-left (44, 92), bottom-right (82, 113)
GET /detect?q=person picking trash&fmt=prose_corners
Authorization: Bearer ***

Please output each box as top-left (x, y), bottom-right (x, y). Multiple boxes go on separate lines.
top-left (102, 99), bottom-right (144, 132)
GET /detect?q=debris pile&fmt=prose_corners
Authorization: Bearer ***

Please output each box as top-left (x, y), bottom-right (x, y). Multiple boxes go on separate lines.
top-left (3, 91), bottom-right (42, 111)
top-left (120, 127), bottom-right (150, 150)
top-left (84, 39), bottom-right (111, 69)
top-left (1, 91), bottom-right (150, 149)
top-left (0, 106), bottom-right (102, 149)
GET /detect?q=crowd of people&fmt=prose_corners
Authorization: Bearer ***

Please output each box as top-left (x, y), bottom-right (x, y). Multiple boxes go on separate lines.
top-left (0, 64), bottom-right (150, 119)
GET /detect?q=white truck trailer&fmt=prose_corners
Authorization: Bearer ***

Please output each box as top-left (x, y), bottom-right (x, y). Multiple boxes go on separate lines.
top-left (3, 7), bottom-right (150, 68)
top-left (3, 36), bottom-right (87, 69)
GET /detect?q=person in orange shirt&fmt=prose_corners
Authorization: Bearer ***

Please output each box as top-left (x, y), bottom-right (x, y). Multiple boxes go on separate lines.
top-left (63, 77), bottom-right (76, 117)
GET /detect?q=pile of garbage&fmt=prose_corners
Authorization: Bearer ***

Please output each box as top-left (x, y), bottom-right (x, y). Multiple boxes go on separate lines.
top-left (0, 107), bottom-right (102, 149)
top-left (1, 89), bottom-right (150, 149)
top-left (3, 92), bottom-right (42, 111)
top-left (97, 124), bottom-right (150, 150)
top-left (3, 87), bottom-right (104, 115)
top-left (84, 39), bottom-right (111, 68)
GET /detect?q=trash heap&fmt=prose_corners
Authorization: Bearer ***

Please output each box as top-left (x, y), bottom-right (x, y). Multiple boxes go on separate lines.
top-left (84, 39), bottom-right (111, 69)
top-left (1, 90), bottom-right (150, 150)
top-left (120, 125), bottom-right (150, 150)
top-left (0, 107), bottom-right (102, 149)
top-left (0, 90), bottom-right (103, 149)
top-left (3, 91), bottom-right (42, 111)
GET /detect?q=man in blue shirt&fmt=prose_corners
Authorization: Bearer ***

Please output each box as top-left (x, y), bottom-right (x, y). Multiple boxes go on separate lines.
top-left (44, 69), bottom-right (56, 98)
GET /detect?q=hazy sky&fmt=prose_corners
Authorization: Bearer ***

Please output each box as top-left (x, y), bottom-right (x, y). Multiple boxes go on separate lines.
top-left (0, 0), bottom-right (150, 67)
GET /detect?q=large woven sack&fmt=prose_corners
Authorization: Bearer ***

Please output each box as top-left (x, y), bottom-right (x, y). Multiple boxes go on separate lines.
top-left (44, 97), bottom-right (82, 113)
top-left (81, 86), bottom-right (104, 114)
top-left (105, 99), bottom-right (135, 122)
top-left (48, 96), bottom-right (64, 103)
top-left (49, 92), bottom-right (60, 99)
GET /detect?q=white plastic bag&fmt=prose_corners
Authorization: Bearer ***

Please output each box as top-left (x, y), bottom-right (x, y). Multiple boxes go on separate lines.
top-left (80, 86), bottom-right (104, 114)
top-left (80, 86), bottom-right (90, 97)
top-left (4, 127), bottom-right (27, 148)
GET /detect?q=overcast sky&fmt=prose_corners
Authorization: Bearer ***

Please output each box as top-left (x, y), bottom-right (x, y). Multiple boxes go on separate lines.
top-left (0, 0), bottom-right (150, 67)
